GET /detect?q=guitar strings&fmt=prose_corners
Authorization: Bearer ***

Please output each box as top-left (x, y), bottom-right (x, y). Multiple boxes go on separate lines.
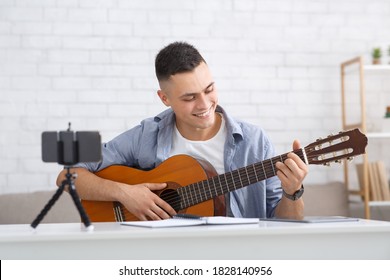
top-left (151, 149), bottom-right (328, 210)
top-left (169, 164), bottom-right (284, 209)
top-left (154, 151), bottom-right (301, 211)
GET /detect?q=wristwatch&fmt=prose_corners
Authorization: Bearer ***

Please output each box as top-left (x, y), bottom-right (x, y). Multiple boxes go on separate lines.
top-left (282, 185), bottom-right (304, 201)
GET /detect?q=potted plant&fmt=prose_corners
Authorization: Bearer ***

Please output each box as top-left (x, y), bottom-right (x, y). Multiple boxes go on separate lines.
top-left (388, 46), bottom-right (390, 64)
top-left (372, 47), bottom-right (381, 64)
top-left (383, 106), bottom-right (390, 132)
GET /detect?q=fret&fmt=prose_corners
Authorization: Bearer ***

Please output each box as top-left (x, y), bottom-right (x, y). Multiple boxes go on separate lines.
top-left (178, 187), bottom-right (185, 208)
top-left (237, 169), bottom-right (243, 189)
top-left (208, 177), bottom-right (214, 198)
top-left (265, 159), bottom-right (273, 178)
top-left (217, 174), bottom-right (224, 196)
top-left (183, 185), bottom-right (190, 207)
top-left (244, 167), bottom-right (251, 186)
top-left (270, 158), bottom-right (275, 176)
top-left (243, 167), bottom-right (250, 186)
top-left (252, 164), bottom-right (259, 183)
top-left (223, 173), bottom-right (229, 192)
top-left (228, 171), bottom-right (236, 191)
top-left (211, 176), bottom-right (218, 196)
top-left (210, 178), bottom-right (217, 198)
top-left (181, 185), bottom-right (190, 208)
top-left (230, 171), bottom-right (236, 190)
top-left (253, 164), bottom-right (260, 181)
top-left (196, 182), bottom-right (202, 204)
top-left (261, 161), bottom-right (267, 178)
top-left (209, 177), bottom-right (216, 199)
top-left (189, 183), bottom-right (196, 205)
top-left (234, 170), bottom-right (240, 187)
top-left (202, 180), bottom-right (210, 202)
top-left (197, 183), bottom-right (204, 204)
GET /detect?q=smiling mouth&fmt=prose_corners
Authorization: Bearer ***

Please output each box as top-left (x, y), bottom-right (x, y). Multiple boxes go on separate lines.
top-left (193, 107), bottom-right (213, 117)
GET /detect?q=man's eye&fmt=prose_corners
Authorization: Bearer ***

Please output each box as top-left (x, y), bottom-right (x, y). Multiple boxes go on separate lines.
top-left (205, 86), bottom-right (214, 94)
top-left (183, 96), bottom-right (195, 101)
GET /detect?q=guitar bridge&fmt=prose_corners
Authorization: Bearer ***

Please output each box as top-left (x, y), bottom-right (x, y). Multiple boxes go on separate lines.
top-left (113, 201), bottom-right (124, 222)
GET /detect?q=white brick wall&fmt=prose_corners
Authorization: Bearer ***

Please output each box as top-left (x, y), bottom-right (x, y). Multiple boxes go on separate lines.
top-left (1, 0), bottom-right (390, 194)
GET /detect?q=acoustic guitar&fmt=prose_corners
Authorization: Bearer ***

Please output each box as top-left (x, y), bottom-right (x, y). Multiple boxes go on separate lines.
top-left (81, 128), bottom-right (367, 222)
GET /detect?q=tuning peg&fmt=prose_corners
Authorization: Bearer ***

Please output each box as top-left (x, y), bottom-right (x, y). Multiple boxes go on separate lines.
top-left (316, 137), bottom-right (322, 141)
top-left (347, 157), bottom-right (354, 162)
top-left (334, 159), bottom-right (342, 164)
top-left (323, 162), bottom-right (331, 166)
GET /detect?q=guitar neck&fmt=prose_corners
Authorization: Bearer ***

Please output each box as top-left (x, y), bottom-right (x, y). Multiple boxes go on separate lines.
top-left (177, 149), bottom-right (306, 210)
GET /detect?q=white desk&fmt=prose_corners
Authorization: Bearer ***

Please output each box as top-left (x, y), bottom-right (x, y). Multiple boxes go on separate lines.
top-left (1, 219), bottom-right (390, 259)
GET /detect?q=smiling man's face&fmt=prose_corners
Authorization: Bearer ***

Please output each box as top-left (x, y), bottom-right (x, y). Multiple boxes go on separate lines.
top-left (157, 62), bottom-right (220, 141)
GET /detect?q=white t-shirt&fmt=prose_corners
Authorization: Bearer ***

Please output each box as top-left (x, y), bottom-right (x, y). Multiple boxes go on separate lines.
top-left (169, 115), bottom-right (226, 174)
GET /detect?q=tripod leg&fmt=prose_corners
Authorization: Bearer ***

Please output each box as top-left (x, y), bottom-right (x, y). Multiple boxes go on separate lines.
top-left (68, 181), bottom-right (94, 230)
top-left (30, 183), bottom-right (66, 229)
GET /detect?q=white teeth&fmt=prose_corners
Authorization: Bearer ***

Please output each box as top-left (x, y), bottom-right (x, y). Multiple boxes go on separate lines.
top-left (195, 109), bottom-right (210, 117)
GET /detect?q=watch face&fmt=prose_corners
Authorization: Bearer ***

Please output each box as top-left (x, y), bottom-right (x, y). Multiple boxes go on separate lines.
top-left (284, 186), bottom-right (304, 201)
top-left (295, 188), bottom-right (304, 199)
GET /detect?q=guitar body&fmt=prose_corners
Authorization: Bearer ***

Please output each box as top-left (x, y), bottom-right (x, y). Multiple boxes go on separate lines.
top-left (81, 155), bottom-right (219, 222)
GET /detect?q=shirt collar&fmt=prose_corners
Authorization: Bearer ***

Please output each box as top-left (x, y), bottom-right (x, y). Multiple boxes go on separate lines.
top-left (215, 105), bottom-right (244, 143)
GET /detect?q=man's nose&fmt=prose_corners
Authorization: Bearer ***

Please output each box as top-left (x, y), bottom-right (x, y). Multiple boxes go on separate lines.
top-left (196, 93), bottom-right (208, 108)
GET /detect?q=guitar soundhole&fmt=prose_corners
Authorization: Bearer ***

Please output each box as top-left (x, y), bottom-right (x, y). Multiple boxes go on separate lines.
top-left (160, 189), bottom-right (181, 212)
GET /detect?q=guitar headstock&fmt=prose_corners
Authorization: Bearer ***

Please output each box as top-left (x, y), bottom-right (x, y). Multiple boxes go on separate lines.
top-left (304, 128), bottom-right (367, 166)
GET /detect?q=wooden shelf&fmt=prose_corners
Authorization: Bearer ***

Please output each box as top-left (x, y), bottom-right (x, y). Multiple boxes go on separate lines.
top-left (363, 65), bottom-right (390, 71)
top-left (367, 132), bottom-right (390, 138)
top-left (341, 56), bottom-right (390, 219)
top-left (369, 201), bottom-right (390, 207)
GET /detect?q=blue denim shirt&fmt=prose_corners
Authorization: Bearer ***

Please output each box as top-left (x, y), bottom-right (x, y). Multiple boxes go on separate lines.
top-left (78, 105), bottom-right (282, 218)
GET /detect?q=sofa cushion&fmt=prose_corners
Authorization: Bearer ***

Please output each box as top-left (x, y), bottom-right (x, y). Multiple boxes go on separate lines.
top-left (303, 182), bottom-right (350, 216)
top-left (0, 190), bottom-right (80, 224)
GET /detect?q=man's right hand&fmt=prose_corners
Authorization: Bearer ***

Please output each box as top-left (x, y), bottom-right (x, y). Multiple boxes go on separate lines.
top-left (117, 182), bottom-right (177, 221)
top-left (57, 168), bottom-right (177, 221)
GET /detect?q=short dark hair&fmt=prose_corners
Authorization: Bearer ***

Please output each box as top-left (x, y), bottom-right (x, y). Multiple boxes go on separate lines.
top-left (155, 41), bottom-right (206, 81)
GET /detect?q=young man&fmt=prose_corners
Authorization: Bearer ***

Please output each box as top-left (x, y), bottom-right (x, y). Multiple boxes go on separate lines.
top-left (57, 42), bottom-right (308, 221)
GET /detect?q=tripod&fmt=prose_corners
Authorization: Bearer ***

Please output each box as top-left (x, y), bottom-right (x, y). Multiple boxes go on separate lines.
top-left (31, 167), bottom-right (93, 231)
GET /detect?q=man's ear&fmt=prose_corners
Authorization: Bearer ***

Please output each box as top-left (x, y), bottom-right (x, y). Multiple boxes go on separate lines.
top-left (157, 90), bottom-right (170, 107)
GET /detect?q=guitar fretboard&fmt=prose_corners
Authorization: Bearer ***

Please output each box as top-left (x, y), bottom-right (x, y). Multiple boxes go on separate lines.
top-left (177, 149), bottom-right (305, 210)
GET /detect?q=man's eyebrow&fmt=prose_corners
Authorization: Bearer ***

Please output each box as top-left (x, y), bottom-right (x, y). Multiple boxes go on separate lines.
top-left (182, 82), bottom-right (215, 96)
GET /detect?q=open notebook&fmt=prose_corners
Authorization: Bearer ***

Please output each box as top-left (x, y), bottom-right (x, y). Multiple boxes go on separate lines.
top-left (121, 215), bottom-right (259, 228)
